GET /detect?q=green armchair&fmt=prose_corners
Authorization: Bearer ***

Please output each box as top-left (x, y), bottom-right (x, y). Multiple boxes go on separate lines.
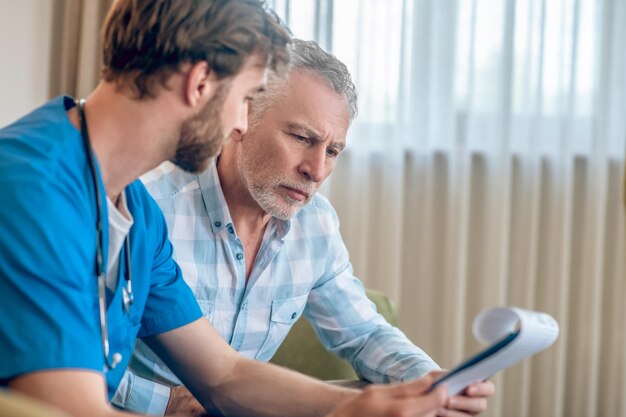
top-left (270, 289), bottom-right (399, 380)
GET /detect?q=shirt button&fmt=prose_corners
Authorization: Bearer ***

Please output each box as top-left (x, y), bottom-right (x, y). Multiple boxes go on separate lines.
top-left (214, 221), bottom-right (222, 228)
top-left (227, 225), bottom-right (234, 234)
top-left (291, 312), bottom-right (297, 320)
top-left (236, 252), bottom-right (244, 260)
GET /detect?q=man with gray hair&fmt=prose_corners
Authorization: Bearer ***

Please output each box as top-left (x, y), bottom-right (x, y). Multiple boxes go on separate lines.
top-left (116, 39), bottom-right (493, 416)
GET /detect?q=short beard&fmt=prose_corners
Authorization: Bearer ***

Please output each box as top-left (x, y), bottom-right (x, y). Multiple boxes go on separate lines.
top-left (250, 180), bottom-right (310, 220)
top-left (173, 81), bottom-right (230, 173)
top-left (238, 151), bottom-right (314, 220)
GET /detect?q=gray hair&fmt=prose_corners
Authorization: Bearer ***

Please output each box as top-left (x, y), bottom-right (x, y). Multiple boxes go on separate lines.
top-left (250, 39), bottom-right (358, 127)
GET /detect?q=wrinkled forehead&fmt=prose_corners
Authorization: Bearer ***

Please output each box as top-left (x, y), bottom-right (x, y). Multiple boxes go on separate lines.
top-left (286, 70), bottom-right (350, 128)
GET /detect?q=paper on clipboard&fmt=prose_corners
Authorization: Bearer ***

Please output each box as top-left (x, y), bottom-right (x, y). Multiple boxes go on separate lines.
top-left (432, 307), bottom-right (559, 396)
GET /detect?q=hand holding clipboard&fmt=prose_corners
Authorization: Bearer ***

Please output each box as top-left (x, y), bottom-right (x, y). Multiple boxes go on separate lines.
top-left (432, 307), bottom-right (559, 396)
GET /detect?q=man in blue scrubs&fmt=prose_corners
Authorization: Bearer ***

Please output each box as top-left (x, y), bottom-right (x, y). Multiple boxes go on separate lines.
top-left (0, 1), bottom-right (451, 417)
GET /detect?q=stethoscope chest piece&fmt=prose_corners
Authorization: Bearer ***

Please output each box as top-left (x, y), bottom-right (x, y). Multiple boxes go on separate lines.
top-left (122, 284), bottom-right (134, 314)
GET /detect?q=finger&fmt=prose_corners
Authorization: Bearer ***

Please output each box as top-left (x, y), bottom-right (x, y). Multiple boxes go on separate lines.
top-left (391, 385), bottom-right (448, 417)
top-left (446, 395), bottom-right (488, 414)
top-left (428, 369), bottom-right (448, 379)
top-left (379, 374), bottom-right (437, 398)
top-left (437, 408), bottom-right (478, 417)
top-left (464, 380), bottom-right (495, 398)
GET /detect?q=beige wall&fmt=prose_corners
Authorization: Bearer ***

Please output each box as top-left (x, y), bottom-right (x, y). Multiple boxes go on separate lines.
top-left (0, 0), bottom-right (58, 127)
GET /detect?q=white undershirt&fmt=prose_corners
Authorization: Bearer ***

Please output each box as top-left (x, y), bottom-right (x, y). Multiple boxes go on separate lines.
top-left (106, 191), bottom-right (134, 291)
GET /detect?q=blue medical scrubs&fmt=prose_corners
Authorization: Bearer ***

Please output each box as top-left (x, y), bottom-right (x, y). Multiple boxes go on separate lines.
top-left (0, 97), bottom-right (202, 398)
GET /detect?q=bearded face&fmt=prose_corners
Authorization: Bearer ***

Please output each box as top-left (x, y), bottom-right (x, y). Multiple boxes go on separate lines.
top-left (173, 81), bottom-right (230, 173)
top-left (236, 139), bottom-right (317, 221)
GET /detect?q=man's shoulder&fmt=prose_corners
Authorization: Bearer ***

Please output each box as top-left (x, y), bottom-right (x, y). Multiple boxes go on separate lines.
top-left (0, 97), bottom-right (79, 177)
top-left (0, 97), bottom-right (90, 221)
top-left (141, 161), bottom-right (200, 200)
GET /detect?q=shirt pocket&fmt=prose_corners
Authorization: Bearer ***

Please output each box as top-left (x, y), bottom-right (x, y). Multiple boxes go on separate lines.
top-left (255, 294), bottom-right (308, 361)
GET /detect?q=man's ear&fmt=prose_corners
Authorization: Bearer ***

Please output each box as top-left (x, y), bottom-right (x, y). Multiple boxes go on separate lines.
top-left (184, 61), bottom-right (218, 107)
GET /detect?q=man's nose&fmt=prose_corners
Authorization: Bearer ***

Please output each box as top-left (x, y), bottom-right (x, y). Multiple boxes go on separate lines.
top-left (299, 148), bottom-right (326, 183)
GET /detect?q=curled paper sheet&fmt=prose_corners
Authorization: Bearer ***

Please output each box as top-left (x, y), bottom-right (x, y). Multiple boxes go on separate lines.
top-left (432, 307), bottom-right (559, 396)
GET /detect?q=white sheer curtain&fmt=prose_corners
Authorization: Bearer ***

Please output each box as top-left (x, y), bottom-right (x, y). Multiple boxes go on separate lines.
top-left (271, 1), bottom-right (626, 416)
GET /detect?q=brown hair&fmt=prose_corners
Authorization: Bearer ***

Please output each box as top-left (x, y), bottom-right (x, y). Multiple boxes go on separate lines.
top-left (102, 0), bottom-right (291, 99)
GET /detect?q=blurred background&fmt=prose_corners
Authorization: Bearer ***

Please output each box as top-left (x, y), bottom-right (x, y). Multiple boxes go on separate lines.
top-left (1, 1), bottom-right (625, 416)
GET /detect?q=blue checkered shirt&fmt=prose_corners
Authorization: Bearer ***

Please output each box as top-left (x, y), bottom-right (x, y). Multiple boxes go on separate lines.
top-left (112, 160), bottom-right (439, 414)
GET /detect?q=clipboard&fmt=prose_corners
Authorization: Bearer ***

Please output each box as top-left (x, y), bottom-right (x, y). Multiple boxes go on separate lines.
top-left (430, 307), bottom-right (559, 396)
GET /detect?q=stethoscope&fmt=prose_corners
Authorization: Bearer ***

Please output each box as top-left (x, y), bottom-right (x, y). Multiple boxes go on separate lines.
top-left (77, 99), bottom-right (134, 371)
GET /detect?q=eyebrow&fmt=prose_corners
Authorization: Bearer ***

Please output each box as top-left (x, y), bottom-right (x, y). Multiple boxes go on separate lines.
top-left (285, 122), bottom-right (345, 151)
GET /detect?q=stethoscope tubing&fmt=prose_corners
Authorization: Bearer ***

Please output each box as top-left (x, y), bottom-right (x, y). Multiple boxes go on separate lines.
top-left (77, 98), bottom-right (132, 371)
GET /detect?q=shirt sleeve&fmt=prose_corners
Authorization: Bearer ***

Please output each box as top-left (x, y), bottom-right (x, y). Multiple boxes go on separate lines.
top-left (304, 209), bottom-right (440, 383)
top-left (112, 370), bottom-right (170, 416)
